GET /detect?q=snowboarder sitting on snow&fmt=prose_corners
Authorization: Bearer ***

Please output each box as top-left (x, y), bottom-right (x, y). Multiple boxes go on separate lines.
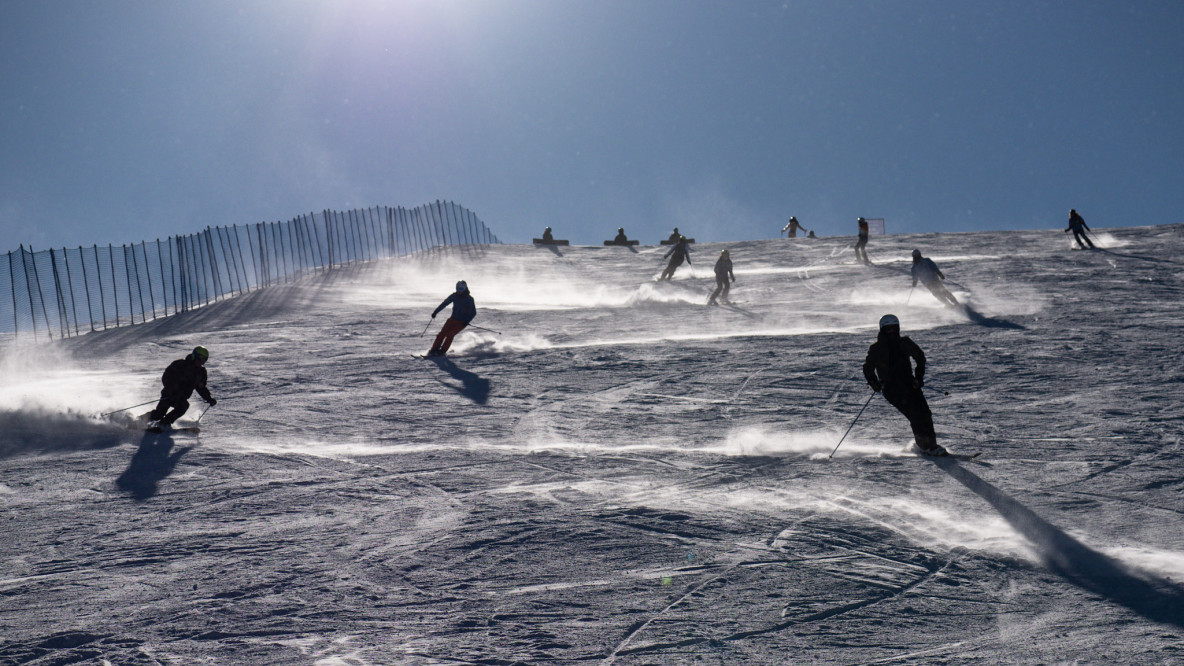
top-left (910, 249), bottom-right (958, 306)
top-left (782, 216), bottom-right (808, 238)
top-left (660, 236), bottom-right (692, 280)
top-left (613, 227), bottom-right (630, 244)
top-left (854, 217), bottom-right (871, 264)
top-left (707, 249), bottom-right (735, 305)
top-left (862, 315), bottom-right (946, 456)
top-left (542, 227), bottom-right (554, 242)
top-left (1065, 209), bottom-right (1095, 249)
top-left (429, 280), bottom-right (476, 357)
top-left (146, 346), bottom-right (216, 428)
top-left (667, 227), bottom-right (682, 244)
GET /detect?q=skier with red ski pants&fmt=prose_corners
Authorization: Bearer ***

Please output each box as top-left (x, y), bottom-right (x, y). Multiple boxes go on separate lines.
top-left (429, 281), bottom-right (476, 357)
top-left (862, 315), bottom-right (946, 456)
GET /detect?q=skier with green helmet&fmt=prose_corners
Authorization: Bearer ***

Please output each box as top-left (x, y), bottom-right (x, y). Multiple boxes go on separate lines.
top-left (146, 346), bottom-right (216, 429)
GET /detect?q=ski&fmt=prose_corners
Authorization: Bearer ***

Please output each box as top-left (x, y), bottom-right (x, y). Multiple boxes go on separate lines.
top-left (146, 426), bottom-right (200, 434)
top-left (919, 451), bottom-right (980, 461)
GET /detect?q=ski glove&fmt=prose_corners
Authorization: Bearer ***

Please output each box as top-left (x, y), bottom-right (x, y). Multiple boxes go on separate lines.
top-left (206, 397), bottom-right (217, 406)
top-left (870, 382), bottom-right (883, 393)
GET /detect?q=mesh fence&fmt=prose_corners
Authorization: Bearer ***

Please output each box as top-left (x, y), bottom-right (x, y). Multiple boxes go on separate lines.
top-left (0, 202), bottom-right (500, 344)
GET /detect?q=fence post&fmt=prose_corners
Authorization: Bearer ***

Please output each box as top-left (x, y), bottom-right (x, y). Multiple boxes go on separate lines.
top-left (8, 250), bottom-right (18, 341)
top-left (48, 248), bottom-right (69, 337)
top-left (245, 224), bottom-right (260, 290)
top-left (78, 247), bottom-right (95, 332)
top-left (62, 248), bottom-right (82, 335)
top-left (22, 246), bottom-right (50, 340)
top-left (156, 239), bottom-right (168, 316)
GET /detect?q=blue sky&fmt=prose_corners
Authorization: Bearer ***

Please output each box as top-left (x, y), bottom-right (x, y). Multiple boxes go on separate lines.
top-left (2, 0), bottom-right (1182, 248)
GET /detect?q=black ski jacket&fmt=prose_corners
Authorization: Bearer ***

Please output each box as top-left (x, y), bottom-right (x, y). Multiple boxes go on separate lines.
top-left (862, 334), bottom-right (926, 393)
top-left (161, 355), bottom-right (212, 402)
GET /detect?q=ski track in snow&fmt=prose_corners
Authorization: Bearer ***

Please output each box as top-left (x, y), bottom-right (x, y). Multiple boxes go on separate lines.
top-left (2, 226), bottom-right (1184, 663)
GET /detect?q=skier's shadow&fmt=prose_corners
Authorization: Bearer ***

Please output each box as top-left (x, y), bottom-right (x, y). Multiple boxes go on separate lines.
top-left (116, 432), bottom-right (192, 501)
top-left (961, 305), bottom-right (1025, 330)
top-left (934, 458), bottom-right (1184, 628)
top-left (1093, 247), bottom-right (1179, 266)
top-left (537, 244), bottom-right (563, 257)
top-left (430, 357), bottom-right (491, 405)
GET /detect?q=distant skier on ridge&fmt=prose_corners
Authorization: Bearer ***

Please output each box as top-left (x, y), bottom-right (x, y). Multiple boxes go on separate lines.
top-left (1065, 209), bottom-right (1095, 249)
top-left (854, 217), bottom-right (871, 265)
top-left (910, 249), bottom-right (959, 307)
top-left (782, 216), bottom-right (809, 238)
top-left (660, 236), bottom-right (692, 280)
top-left (428, 281), bottom-right (476, 357)
top-left (541, 227), bottom-right (555, 243)
top-left (707, 249), bottom-right (735, 305)
top-left (145, 346), bottom-right (217, 430)
top-left (862, 315), bottom-right (946, 456)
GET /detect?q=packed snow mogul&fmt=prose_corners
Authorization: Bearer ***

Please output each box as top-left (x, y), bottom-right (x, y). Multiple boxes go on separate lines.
top-left (854, 217), bottom-right (871, 265)
top-left (862, 315), bottom-right (946, 456)
top-left (659, 236), bottom-right (692, 280)
top-left (782, 216), bottom-right (809, 238)
top-left (429, 280), bottom-right (476, 357)
top-left (707, 249), bottom-right (735, 305)
top-left (910, 249), bottom-right (958, 306)
top-left (145, 346), bottom-right (217, 429)
top-left (1065, 209), bottom-right (1095, 249)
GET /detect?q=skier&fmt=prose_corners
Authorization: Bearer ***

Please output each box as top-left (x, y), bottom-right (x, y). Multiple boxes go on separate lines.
top-left (854, 217), bottom-right (871, 265)
top-left (667, 227), bottom-right (682, 244)
top-left (429, 280), bottom-right (476, 357)
top-left (541, 227), bottom-right (555, 243)
top-left (613, 227), bottom-right (630, 244)
top-left (660, 236), bottom-right (692, 280)
top-left (145, 346), bottom-right (216, 430)
top-left (910, 249), bottom-right (958, 306)
top-left (707, 249), bottom-right (735, 305)
top-left (782, 217), bottom-right (808, 238)
top-left (1065, 209), bottom-right (1095, 249)
top-left (862, 315), bottom-right (946, 456)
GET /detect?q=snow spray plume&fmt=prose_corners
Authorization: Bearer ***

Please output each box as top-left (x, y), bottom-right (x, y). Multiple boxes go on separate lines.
top-left (0, 407), bottom-right (130, 459)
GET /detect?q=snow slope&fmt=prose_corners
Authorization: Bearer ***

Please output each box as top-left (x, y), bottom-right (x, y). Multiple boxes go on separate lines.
top-left (2, 226), bottom-right (1183, 663)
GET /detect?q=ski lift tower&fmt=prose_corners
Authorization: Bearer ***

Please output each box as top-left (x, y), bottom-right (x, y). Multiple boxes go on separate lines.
top-left (865, 218), bottom-right (886, 235)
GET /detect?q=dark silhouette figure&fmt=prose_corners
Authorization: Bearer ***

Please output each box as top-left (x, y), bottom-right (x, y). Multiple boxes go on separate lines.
top-left (146, 346), bottom-right (216, 428)
top-left (541, 227), bottom-right (554, 242)
top-left (854, 217), bottom-right (871, 264)
top-left (660, 237), bottom-right (692, 280)
top-left (707, 250), bottom-right (735, 305)
top-left (1066, 209), bottom-right (1095, 249)
top-left (862, 314), bottom-right (945, 456)
top-left (613, 227), bottom-right (629, 244)
top-left (911, 249), bottom-right (959, 306)
top-left (667, 227), bottom-right (682, 244)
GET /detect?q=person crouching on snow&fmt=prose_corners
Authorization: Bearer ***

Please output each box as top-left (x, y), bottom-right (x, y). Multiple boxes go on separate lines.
top-left (862, 315), bottom-right (946, 457)
top-left (429, 281), bottom-right (476, 357)
top-left (146, 346), bottom-right (216, 429)
top-left (910, 249), bottom-right (958, 306)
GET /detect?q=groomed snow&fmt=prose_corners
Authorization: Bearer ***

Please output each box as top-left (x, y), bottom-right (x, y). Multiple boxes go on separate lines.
top-left (2, 225), bottom-right (1183, 663)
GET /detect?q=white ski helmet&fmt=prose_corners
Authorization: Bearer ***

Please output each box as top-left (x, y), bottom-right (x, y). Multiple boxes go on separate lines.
top-left (456, 280), bottom-right (468, 292)
top-left (879, 314), bottom-right (900, 329)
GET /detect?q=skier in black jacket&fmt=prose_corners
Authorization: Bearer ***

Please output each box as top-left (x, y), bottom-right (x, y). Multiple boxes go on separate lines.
top-left (862, 315), bottom-right (946, 456)
top-left (1065, 209), bottom-right (1095, 249)
top-left (147, 346), bottom-right (216, 428)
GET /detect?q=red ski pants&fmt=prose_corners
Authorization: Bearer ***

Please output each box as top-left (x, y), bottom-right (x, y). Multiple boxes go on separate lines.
top-left (432, 318), bottom-right (469, 353)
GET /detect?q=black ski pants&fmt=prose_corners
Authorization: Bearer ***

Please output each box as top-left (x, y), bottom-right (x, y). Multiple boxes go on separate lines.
top-left (708, 275), bottom-right (730, 304)
top-left (854, 234), bottom-right (869, 263)
top-left (149, 392), bottom-right (190, 426)
top-left (1072, 229), bottom-right (1094, 249)
top-left (884, 386), bottom-right (937, 451)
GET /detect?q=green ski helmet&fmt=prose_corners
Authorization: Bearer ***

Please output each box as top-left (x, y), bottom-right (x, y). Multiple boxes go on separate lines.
top-left (193, 346), bottom-right (210, 361)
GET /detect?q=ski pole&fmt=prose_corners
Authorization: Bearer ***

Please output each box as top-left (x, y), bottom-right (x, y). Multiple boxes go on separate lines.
top-left (467, 324), bottom-right (502, 336)
top-left (419, 319), bottom-right (433, 337)
top-left (194, 403), bottom-right (214, 426)
top-left (829, 393), bottom-right (875, 459)
top-left (906, 285), bottom-right (915, 306)
top-left (99, 400), bottom-right (157, 418)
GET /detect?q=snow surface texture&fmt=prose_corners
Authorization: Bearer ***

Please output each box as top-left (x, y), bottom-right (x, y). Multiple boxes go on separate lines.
top-left (2, 226), bottom-right (1183, 663)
